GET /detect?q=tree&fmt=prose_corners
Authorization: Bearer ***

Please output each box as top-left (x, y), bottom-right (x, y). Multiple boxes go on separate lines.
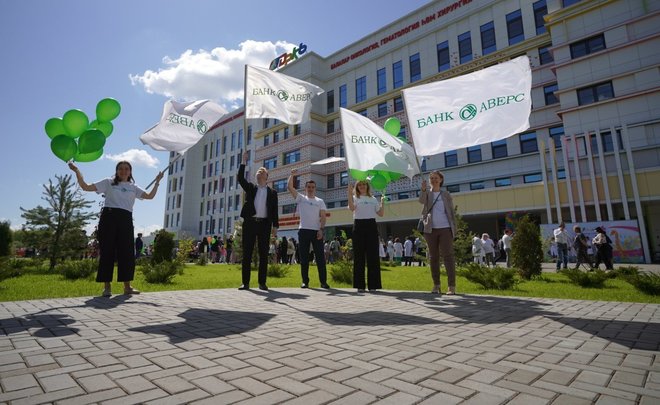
top-left (0, 221), bottom-right (11, 257)
top-left (20, 174), bottom-right (97, 270)
top-left (453, 206), bottom-right (473, 265)
top-left (510, 215), bottom-right (544, 279)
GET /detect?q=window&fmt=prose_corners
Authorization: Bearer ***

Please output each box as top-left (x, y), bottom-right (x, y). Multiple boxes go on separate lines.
top-left (480, 22), bottom-right (496, 55)
top-left (339, 143), bottom-right (345, 157)
top-left (524, 173), bottom-right (543, 183)
top-left (393, 96), bottom-right (404, 112)
top-left (557, 169), bottom-right (566, 179)
top-left (458, 31), bottom-right (472, 63)
top-left (326, 90), bottom-right (334, 113)
top-left (222, 136), bottom-right (227, 154)
top-left (533, 1), bottom-right (547, 35)
top-left (491, 139), bottom-right (508, 159)
top-left (227, 196), bottom-right (233, 212)
top-left (377, 68), bottom-right (386, 95)
top-left (231, 132), bottom-right (236, 151)
top-left (201, 183), bottom-right (205, 197)
top-left (273, 130), bottom-right (279, 143)
top-left (326, 202), bottom-right (336, 209)
top-left (238, 129), bottom-right (243, 148)
top-left (327, 174), bottom-right (335, 189)
top-left (327, 120), bottom-right (335, 134)
top-left (409, 53), bottom-right (421, 82)
top-left (272, 179), bottom-right (287, 192)
top-left (470, 181), bottom-right (485, 190)
top-left (327, 146), bottom-right (335, 158)
top-left (549, 125), bottom-right (564, 149)
top-left (446, 184), bottom-right (460, 193)
top-left (339, 84), bottom-right (347, 108)
top-left (445, 150), bottom-right (458, 167)
top-left (437, 41), bottom-right (450, 71)
top-left (520, 132), bottom-right (538, 153)
top-left (235, 196), bottom-right (240, 211)
top-left (378, 102), bottom-right (388, 117)
top-left (544, 83), bottom-right (559, 105)
top-left (577, 81), bottom-right (614, 106)
top-left (247, 126), bottom-right (252, 145)
top-left (570, 34), bottom-right (605, 59)
top-left (393, 60), bottom-right (403, 88)
top-left (283, 127), bottom-right (289, 140)
top-left (340, 200), bottom-right (349, 207)
top-left (356, 76), bottom-right (367, 103)
top-left (264, 134), bottom-right (270, 146)
top-left (230, 156), bottom-right (235, 171)
top-left (397, 192), bottom-right (409, 200)
top-left (590, 130), bottom-right (622, 153)
top-left (294, 125), bottom-right (301, 135)
top-left (263, 118), bottom-right (270, 128)
top-left (340, 171), bottom-right (349, 186)
top-left (283, 149), bottom-right (301, 165)
top-left (495, 178), bottom-right (512, 187)
top-left (203, 144), bottom-right (208, 162)
top-left (467, 145), bottom-right (482, 163)
top-left (263, 156), bottom-right (277, 169)
top-left (563, 0), bottom-right (581, 6)
top-left (506, 10), bottom-right (524, 45)
top-left (539, 46), bottom-right (553, 65)
top-left (215, 140), bottom-right (220, 157)
top-left (282, 204), bottom-right (296, 214)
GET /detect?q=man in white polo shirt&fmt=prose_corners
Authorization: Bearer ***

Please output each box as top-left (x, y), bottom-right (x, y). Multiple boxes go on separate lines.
top-left (288, 168), bottom-right (329, 289)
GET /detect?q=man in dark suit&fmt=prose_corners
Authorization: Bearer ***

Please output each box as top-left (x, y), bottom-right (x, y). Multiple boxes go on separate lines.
top-left (237, 150), bottom-right (279, 291)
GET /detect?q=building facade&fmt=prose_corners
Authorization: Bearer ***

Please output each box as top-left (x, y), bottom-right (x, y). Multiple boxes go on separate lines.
top-left (163, 0), bottom-right (660, 262)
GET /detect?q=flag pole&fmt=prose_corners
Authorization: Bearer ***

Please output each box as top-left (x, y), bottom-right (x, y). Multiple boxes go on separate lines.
top-left (146, 153), bottom-right (181, 189)
top-left (401, 92), bottom-right (424, 181)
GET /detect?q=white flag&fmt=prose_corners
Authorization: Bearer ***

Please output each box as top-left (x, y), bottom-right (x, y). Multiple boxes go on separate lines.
top-left (245, 65), bottom-right (324, 125)
top-left (140, 99), bottom-right (227, 154)
top-left (340, 108), bottom-right (420, 179)
top-left (402, 56), bottom-right (532, 156)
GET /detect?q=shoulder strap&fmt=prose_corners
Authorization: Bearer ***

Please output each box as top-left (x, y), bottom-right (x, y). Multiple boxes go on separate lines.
top-left (428, 191), bottom-right (442, 211)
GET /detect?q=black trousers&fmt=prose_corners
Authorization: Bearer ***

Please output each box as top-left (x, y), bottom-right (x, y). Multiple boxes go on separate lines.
top-left (241, 218), bottom-right (271, 286)
top-left (298, 229), bottom-right (327, 285)
top-left (352, 219), bottom-right (381, 290)
top-left (97, 207), bottom-right (135, 282)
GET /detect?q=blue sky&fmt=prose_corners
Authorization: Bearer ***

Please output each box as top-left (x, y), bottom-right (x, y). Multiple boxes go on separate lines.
top-left (0, 0), bottom-right (429, 236)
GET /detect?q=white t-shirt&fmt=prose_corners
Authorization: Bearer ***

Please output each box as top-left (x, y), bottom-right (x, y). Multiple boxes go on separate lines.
top-left (431, 191), bottom-right (450, 229)
top-left (296, 194), bottom-right (326, 230)
top-left (553, 227), bottom-right (570, 244)
top-left (352, 195), bottom-right (380, 219)
top-left (95, 178), bottom-right (146, 212)
top-left (404, 239), bottom-right (413, 256)
top-left (482, 238), bottom-right (495, 254)
top-left (502, 234), bottom-right (512, 249)
top-left (393, 242), bottom-right (403, 257)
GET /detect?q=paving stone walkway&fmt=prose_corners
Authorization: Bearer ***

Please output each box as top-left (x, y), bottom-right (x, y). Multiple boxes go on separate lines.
top-left (1, 288), bottom-right (659, 404)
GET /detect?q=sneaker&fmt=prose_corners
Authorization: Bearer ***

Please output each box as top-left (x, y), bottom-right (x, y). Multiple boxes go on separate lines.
top-left (102, 288), bottom-right (111, 297)
top-left (123, 287), bottom-right (140, 295)
top-left (445, 287), bottom-right (456, 296)
top-left (431, 285), bottom-right (440, 294)
top-left (238, 284), bottom-right (250, 290)
top-left (301, 283), bottom-right (308, 289)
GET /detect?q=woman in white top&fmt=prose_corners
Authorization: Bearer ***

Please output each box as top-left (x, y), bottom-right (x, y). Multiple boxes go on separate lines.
top-left (481, 233), bottom-right (496, 267)
top-left (348, 181), bottom-right (385, 292)
top-left (69, 161), bottom-right (163, 297)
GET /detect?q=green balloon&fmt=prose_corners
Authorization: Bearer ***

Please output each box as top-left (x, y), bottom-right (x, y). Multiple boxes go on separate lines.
top-left (78, 129), bottom-right (106, 154)
top-left (377, 170), bottom-right (391, 182)
top-left (62, 109), bottom-right (89, 138)
top-left (370, 173), bottom-right (388, 191)
top-left (387, 171), bottom-right (402, 181)
top-left (50, 135), bottom-right (77, 162)
top-left (383, 117), bottom-right (401, 137)
top-left (349, 169), bottom-right (369, 181)
top-left (74, 148), bottom-right (103, 163)
top-left (45, 117), bottom-right (65, 139)
top-left (89, 119), bottom-right (113, 137)
top-left (96, 98), bottom-right (121, 122)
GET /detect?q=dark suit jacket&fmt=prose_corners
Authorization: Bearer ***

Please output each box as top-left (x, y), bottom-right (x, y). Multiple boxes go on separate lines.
top-left (237, 164), bottom-right (279, 228)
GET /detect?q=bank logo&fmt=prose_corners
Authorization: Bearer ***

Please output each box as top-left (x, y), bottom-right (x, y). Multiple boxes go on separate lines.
top-left (460, 104), bottom-right (477, 121)
top-left (277, 90), bottom-right (289, 102)
top-left (196, 120), bottom-right (208, 135)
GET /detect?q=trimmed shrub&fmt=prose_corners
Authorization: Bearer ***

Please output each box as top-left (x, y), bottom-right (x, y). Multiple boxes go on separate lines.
top-left (152, 229), bottom-right (175, 263)
top-left (511, 215), bottom-right (544, 280)
top-left (458, 262), bottom-right (518, 290)
top-left (560, 268), bottom-right (609, 288)
top-left (611, 265), bottom-right (639, 279)
top-left (330, 259), bottom-right (353, 284)
top-left (624, 272), bottom-right (660, 295)
top-left (57, 259), bottom-right (97, 280)
top-left (140, 260), bottom-right (183, 284)
top-left (267, 263), bottom-right (291, 278)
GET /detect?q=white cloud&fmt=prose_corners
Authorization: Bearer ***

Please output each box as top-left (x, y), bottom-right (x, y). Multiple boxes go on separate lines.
top-left (129, 40), bottom-right (297, 110)
top-left (105, 149), bottom-right (160, 168)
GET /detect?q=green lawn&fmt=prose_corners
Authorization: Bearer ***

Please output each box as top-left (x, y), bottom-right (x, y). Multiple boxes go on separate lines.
top-left (1, 263), bottom-right (658, 303)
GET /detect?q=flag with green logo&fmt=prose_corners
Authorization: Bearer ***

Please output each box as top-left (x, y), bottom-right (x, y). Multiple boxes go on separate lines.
top-left (340, 108), bottom-right (420, 179)
top-left (245, 65), bottom-right (324, 125)
top-left (140, 99), bottom-right (227, 154)
top-left (402, 56), bottom-right (532, 156)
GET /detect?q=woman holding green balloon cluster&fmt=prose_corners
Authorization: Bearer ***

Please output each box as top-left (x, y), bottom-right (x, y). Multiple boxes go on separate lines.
top-left (69, 161), bottom-right (164, 297)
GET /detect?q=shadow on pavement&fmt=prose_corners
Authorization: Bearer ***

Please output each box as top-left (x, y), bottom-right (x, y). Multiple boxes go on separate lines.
top-left (128, 308), bottom-right (276, 343)
top-left (302, 309), bottom-right (443, 326)
top-left (0, 313), bottom-right (79, 337)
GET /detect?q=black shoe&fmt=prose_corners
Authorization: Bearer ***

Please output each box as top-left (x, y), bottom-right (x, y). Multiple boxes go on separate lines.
top-left (238, 284), bottom-right (250, 290)
top-left (301, 283), bottom-right (308, 289)
top-left (357, 289), bottom-right (366, 293)
top-left (259, 284), bottom-right (269, 291)
top-left (321, 283), bottom-right (330, 289)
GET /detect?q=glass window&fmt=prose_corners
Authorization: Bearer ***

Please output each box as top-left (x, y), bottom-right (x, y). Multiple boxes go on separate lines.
top-left (238, 129), bottom-right (243, 148)
top-left (520, 132), bottom-right (538, 153)
top-left (247, 126), bottom-right (252, 145)
top-left (393, 96), bottom-right (404, 112)
top-left (283, 149), bottom-right (301, 165)
top-left (339, 84), bottom-right (347, 108)
top-left (467, 145), bottom-right (482, 163)
top-left (458, 31), bottom-right (472, 63)
top-left (506, 10), bottom-right (524, 45)
top-left (273, 130), bottom-right (279, 143)
top-left (539, 45), bottom-right (553, 65)
top-left (557, 169), bottom-right (566, 179)
top-left (231, 132), bottom-right (236, 151)
top-left (480, 22), bottom-right (496, 55)
top-left (283, 127), bottom-right (289, 140)
top-left (294, 124), bottom-right (301, 135)
top-left (356, 76), bottom-right (367, 103)
top-left (377, 68), bottom-right (386, 95)
top-left (409, 53), bottom-right (421, 82)
top-left (327, 146), bottom-right (335, 158)
top-left (263, 156), bottom-right (277, 169)
top-left (524, 173), bottom-right (543, 183)
top-left (577, 81), bottom-right (614, 106)
top-left (340, 200), bottom-right (349, 207)
top-left (339, 143), bottom-right (345, 157)
top-left (445, 150), bottom-right (458, 167)
top-left (203, 144), bottom-right (208, 162)
top-left (544, 83), bottom-right (559, 105)
top-left (327, 120), bottom-right (335, 134)
top-left (340, 171), bottom-right (349, 186)
top-left (470, 181), bottom-right (485, 190)
top-left (495, 178), bottom-right (512, 187)
top-left (282, 204), bottom-right (296, 214)
top-left (327, 174), bottom-right (335, 189)
top-left (326, 202), bottom-right (336, 209)
top-left (272, 179), bottom-right (287, 192)
top-left (491, 139), bottom-right (508, 159)
top-left (563, 0), bottom-right (581, 6)
top-left (393, 60), bottom-right (403, 89)
top-left (570, 34), bottom-right (605, 59)
top-left (549, 125), bottom-right (564, 149)
top-left (263, 118), bottom-right (270, 128)
top-left (533, 1), bottom-right (547, 35)
top-left (222, 136), bottom-right (227, 154)
top-left (437, 41), bottom-right (450, 71)
top-left (378, 102), bottom-right (388, 117)
top-left (590, 130), bottom-right (622, 153)
top-left (264, 134), bottom-right (270, 146)
top-left (358, 109), bottom-right (367, 117)
top-left (446, 184), bottom-right (460, 193)
top-left (326, 90), bottom-right (334, 114)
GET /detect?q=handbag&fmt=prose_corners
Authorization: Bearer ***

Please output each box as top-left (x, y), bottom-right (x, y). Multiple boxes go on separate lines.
top-left (418, 192), bottom-right (442, 233)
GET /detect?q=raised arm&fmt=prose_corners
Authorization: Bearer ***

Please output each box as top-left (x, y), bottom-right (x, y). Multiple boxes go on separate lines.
top-left (418, 178), bottom-right (428, 204)
top-left (376, 195), bottom-right (385, 217)
top-left (68, 162), bottom-right (97, 192)
top-left (287, 168), bottom-right (299, 199)
top-left (237, 150), bottom-right (250, 191)
top-left (142, 171), bottom-right (164, 200)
